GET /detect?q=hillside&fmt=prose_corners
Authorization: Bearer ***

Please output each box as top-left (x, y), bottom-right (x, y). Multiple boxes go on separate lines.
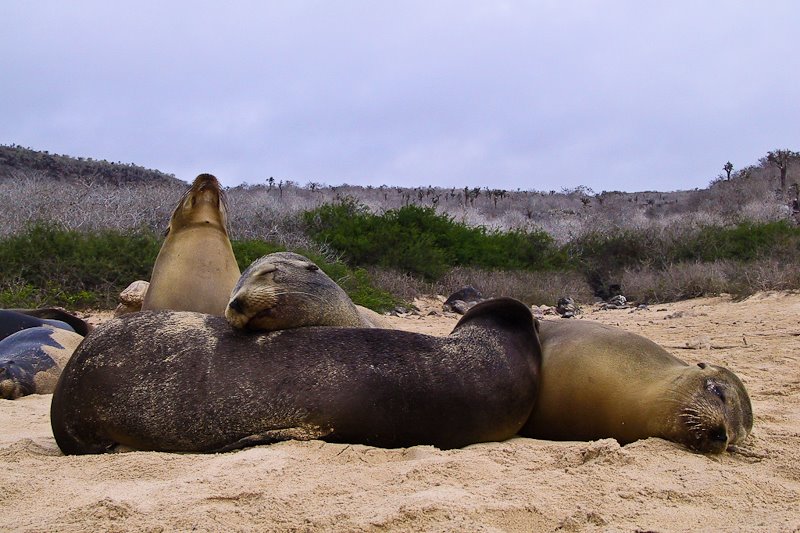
top-left (0, 144), bottom-right (184, 186)
top-left (1, 145), bottom-right (795, 238)
top-left (1, 144), bottom-right (798, 308)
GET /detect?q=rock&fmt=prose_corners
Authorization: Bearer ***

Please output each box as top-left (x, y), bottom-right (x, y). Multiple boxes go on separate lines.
top-left (114, 280), bottom-right (149, 317)
top-left (556, 297), bottom-right (580, 318)
top-left (443, 286), bottom-right (484, 315)
top-left (600, 294), bottom-right (630, 310)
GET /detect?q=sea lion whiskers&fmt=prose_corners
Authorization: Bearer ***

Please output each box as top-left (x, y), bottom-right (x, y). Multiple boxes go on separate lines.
top-left (675, 393), bottom-right (732, 452)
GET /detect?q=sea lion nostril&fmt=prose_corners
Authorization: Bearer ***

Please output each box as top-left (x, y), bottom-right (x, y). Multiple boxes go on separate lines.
top-left (228, 298), bottom-right (244, 314)
top-left (710, 427), bottom-right (728, 442)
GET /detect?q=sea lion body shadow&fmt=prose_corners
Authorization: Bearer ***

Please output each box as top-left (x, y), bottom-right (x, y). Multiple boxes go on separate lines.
top-left (142, 174), bottom-right (240, 316)
top-left (521, 320), bottom-right (753, 453)
top-left (51, 298), bottom-right (542, 454)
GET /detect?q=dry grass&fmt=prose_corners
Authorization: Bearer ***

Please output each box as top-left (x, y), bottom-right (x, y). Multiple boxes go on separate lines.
top-left (621, 258), bottom-right (800, 303)
top-left (2, 156), bottom-right (798, 305)
top-left (366, 266), bottom-right (594, 307)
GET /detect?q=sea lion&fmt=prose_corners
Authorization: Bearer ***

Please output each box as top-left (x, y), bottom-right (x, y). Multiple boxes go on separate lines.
top-left (520, 320), bottom-right (753, 453)
top-left (142, 174), bottom-right (240, 316)
top-left (1, 310), bottom-right (75, 339)
top-left (4, 308), bottom-right (91, 337)
top-left (51, 298), bottom-right (542, 454)
top-left (226, 252), bottom-right (373, 330)
top-left (1, 325), bottom-right (84, 399)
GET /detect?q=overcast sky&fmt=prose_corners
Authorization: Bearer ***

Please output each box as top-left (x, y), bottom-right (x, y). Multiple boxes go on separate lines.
top-left (2, 1), bottom-right (799, 191)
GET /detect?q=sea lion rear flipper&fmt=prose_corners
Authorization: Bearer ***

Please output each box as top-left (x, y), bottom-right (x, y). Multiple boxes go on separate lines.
top-left (211, 425), bottom-right (334, 453)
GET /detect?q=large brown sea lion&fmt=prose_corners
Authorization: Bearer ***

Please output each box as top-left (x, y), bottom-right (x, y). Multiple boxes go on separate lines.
top-left (50, 298), bottom-right (542, 454)
top-left (519, 320), bottom-right (753, 453)
top-left (225, 252), bottom-right (374, 330)
top-left (141, 174), bottom-right (240, 316)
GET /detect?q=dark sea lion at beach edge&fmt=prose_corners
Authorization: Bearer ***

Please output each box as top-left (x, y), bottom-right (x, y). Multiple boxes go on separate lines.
top-left (142, 173), bottom-right (240, 316)
top-left (50, 298), bottom-right (542, 454)
top-left (521, 319), bottom-right (753, 454)
top-left (4, 308), bottom-right (91, 337)
top-left (0, 325), bottom-right (84, 399)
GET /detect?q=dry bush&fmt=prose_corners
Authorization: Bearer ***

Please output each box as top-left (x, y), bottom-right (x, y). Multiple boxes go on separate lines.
top-left (622, 262), bottom-right (732, 303)
top-left (366, 264), bottom-right (605, 307)
top-left (621, 258), bottom-right (800, 303)
top-left (432, 267), bottom-right (594, 306)
top-left (728, 258), bottom-right (800, 294)
top-left (363, 267), bottom-right (433, 301)
top-left (0, 171), bottom-right (183, 235)
top-left (365, 266), bottom-right (594, 306)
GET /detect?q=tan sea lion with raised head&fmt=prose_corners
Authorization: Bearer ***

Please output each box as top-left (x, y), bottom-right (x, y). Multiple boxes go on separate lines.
top-left (142, 174), bottom-right (240, 316)
top-left (520, 320), bottom-right (753, 454)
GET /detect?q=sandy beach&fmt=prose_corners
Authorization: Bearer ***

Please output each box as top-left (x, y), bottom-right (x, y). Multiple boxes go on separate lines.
top-left (1, 292), bottom-right (798, 532)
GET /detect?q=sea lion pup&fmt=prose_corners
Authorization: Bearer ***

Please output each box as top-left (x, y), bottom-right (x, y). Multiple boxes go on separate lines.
top-left (520, 320), bottom-right (753, 454)
top-left (0, 325), bottom-right (84, 399)
top-left (226, 252), bottom-right (373, 330)
top-left (50, 298), bottom-right (542, 454)
top-left (142, 173), bottom-right (240, 316)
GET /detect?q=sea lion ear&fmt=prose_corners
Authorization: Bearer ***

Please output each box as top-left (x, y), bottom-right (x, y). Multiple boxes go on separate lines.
top-left (305, 263), bottom-right (320, 271)
top-left (697, 362), bottom-right (708, 369)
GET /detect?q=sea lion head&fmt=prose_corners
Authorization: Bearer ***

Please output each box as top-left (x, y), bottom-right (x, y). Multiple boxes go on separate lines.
top-left (226, 252), bottom-right (355, 330)
top-left (0, 358), bottom-right (35, 399)
top-left (167, 173), bottom-right (230, 236)
top-left (671, 362), bottom-right (753, 454)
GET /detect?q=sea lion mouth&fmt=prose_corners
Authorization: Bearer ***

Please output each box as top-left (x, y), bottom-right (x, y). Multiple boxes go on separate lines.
top-left (246, 307), bottom-right (278, 329)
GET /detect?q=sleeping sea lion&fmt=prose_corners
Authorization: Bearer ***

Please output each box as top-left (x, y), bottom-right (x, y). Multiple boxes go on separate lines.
top-left (1, 325), bottom-right (84, 399)
top-left (142, 173), bottom-right (240, 316)
top-left (520, 319), bottom-right (753, 453)
top-left (226, 252), bottom-right (373, 330)
top-left (50, 298), bottom-right (542, 454)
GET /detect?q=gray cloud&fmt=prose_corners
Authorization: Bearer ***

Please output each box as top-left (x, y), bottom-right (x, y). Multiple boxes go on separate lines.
top-left (2, 1), bottom-right (799, 191)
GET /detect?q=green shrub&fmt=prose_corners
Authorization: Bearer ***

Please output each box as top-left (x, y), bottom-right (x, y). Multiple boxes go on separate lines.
top-left (677, 220), bottom-right (800, 262)
top-left (303, 199), bottom-right (564, 280)
top-left (231, 240), bottom-right (284, 271)
top-left (0, 224), bottom-right (398, 311)
top-left (568, 220), bottom-right (800, 298)
top-left (0, 223), bottom-right (161, 307)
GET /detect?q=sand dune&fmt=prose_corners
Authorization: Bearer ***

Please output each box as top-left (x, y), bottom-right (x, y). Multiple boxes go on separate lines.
top-left (2, 292), bottom-right (799, 532)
